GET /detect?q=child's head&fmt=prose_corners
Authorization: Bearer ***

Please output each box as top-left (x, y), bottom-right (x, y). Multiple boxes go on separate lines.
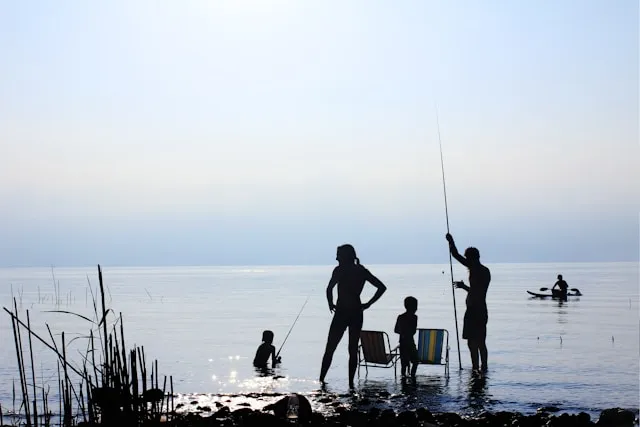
top-left (262, 330), bottom-right (274, 344)
top-left (404, 296), bottom-right (418, 313)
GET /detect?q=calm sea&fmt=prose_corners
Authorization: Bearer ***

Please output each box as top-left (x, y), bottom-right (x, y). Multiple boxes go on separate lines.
top-left (0, 262), bottom-right (638, 419)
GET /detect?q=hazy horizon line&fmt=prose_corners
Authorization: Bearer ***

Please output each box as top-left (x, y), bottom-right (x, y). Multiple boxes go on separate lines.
top-left (1, 260), bottom-right (637, 270)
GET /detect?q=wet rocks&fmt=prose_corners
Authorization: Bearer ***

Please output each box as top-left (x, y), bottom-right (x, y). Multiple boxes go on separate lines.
top-left (163, 407), bottom-right (640, 427)
top-left (212, 406), bottom-right (230, 419)
top-left (379, 408), bottom-right (397, 425)
top-left (597, 408), bottom-right (637, 426)
top-left (545, 412), bottom-right (592, 427)
top-left (357, 397), bottom-right (371, 405)
top-left (433, 411), bottom-right (463, 426)
top-left (167, 394), bottom-right (638, 427)
top-left (263, 393), bottom-right (313, 423)
top-left (230, 407), bottom-right (253, 420)
top-left (515, 413), bottom-right (551, 427)
top-left (397, 410), bottom-right (418, 427)
top-left (338, 408), bottom-right (367, 426)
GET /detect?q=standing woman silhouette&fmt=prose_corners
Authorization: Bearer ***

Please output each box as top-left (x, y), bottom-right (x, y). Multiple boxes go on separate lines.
top-left (319, 244), bottom-right (387, 389)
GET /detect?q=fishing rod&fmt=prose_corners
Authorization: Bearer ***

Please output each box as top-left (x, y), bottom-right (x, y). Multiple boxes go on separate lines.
top-left (436, 106), bottom-right (463, 371)
top-left (275, 292), bottom-right (312, 359)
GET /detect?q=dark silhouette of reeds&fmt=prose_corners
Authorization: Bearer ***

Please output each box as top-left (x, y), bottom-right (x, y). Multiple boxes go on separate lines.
top-left (3, 265), bottom-right (174, 426)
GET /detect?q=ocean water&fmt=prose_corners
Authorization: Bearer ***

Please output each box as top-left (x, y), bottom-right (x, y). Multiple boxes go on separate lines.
top-left (0, 262), bottom-right (638, 419)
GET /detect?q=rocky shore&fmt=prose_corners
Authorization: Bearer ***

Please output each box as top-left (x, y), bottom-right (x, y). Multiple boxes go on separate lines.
top-left (0, 391), bottom-right (637, 427)
top-left (172, 405), bottom-right (637, 427)
top-left (169, 393), bottom-right (638, 427)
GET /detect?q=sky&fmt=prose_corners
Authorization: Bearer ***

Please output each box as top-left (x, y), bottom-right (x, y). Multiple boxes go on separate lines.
top-left (0, 1), bottom-right (638, 267)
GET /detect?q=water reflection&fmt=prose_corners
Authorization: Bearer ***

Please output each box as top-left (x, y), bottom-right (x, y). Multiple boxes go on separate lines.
top-left (356, 374), bottom-right (449, 398)
top-left (348, 373), bottom-right (454, 413)
top-left (556, 302), bottom-right (568, 324)
top-left (401, 375), bottom-right (448, 397)
top-left (467, 372), bottom-right (489, 412)
top-left (255, 366), bottom-right (276, 377)
top-left (355, 378), bottom-right (393, 396)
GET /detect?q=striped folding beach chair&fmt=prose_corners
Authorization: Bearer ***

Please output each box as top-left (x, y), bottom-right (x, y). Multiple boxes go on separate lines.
top-left (416, 328), bottom-right (450, 377)
top-left (357, 330), bottom-right (400, 376)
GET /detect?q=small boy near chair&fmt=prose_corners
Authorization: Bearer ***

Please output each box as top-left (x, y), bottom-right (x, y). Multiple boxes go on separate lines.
top-left (394, 296), bottom-right (419, 378)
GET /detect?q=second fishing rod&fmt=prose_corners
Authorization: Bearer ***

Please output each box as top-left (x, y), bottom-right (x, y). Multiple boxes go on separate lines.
top-left (276, 291), bottom-right (313, 360)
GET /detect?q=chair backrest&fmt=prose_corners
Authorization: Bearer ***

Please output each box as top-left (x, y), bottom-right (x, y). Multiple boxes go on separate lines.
top-left (417, 329), bottom-right (447, 364)
top-left (360, 330), bottom-right (389, 364)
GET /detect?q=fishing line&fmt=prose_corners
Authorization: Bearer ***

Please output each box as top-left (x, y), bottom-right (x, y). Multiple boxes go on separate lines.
top-left (276, 291), bottom-right (313, 359)
top-left (436, 105), bottom-right (463, 371)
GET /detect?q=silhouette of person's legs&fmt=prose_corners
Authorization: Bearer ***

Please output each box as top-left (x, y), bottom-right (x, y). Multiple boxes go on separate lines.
top-left (479, 340), bottom-right (488, 370)
top-left (399, 347), bottom-right (408, 377)
top-left (468, 340), bottom-right (480, 370)
top-left (347, 320), bottom-right (362, 389)
top-left (319, 314), bottom-right (348, 382)
top-left (410, 342), bottom-right (418, 378)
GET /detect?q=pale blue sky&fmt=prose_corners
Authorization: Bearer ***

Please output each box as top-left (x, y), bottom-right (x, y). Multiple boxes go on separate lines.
top-left (0, 1), bottom-right (638, 267)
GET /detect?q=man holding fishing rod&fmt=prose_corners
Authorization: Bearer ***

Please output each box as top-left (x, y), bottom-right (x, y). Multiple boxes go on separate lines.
top-left (446, 233), bottom-right (491, 374)
top-left (319, 244), bottom-right (387, 389)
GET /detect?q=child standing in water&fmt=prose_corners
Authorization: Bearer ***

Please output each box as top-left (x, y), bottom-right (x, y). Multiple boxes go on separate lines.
top-left (394, 296), bottom-right (419, 378)
top-left (253, 330), bottom-right (281, 369)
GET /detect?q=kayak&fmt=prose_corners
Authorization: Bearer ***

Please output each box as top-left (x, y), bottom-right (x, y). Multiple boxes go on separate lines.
top-left (527, 290), bottom-right (582, 298)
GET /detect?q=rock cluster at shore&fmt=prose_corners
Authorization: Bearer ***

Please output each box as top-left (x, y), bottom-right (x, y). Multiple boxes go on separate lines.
top-left (2, 391), bottom-right (637, 427)
top-left (0, 398), bottom-right (636, 427)
top-left (170, 403), bottom-right (638, 427)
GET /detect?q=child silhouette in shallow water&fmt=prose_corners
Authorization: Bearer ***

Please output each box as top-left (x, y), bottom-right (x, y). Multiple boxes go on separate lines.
top-left (253, 330), bottom-right (281, 369)
top-left (394, 296), bottom-right (418, 378)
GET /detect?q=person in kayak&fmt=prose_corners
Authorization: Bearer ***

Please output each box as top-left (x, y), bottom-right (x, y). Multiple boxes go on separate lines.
top-left (552, 274), bottom-right (569, 299)
top-left (446, 233), bottom-right (491, 373)
top-left (319, 244), bottom-right (387, 389)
